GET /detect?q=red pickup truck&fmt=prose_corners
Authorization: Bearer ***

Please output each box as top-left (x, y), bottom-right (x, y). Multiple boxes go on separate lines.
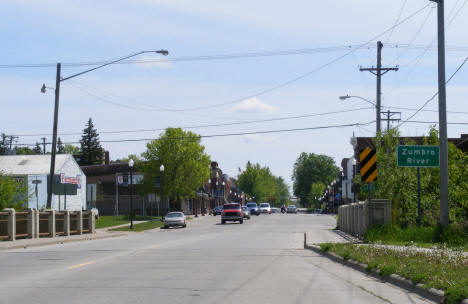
top-left (221, 203), bottom-right (243, 224)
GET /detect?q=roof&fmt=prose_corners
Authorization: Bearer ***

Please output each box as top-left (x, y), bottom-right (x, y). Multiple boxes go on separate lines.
top-left (80, 162), bottom-right (132, 176)
top-left (0, 154), bottom-right (73, 175)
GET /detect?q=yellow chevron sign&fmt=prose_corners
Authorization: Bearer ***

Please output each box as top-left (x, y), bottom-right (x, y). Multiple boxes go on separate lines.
top-left (360, 148), bottom-right (377, 182)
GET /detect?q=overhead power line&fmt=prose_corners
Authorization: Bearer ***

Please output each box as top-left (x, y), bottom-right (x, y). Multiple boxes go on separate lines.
top-left (15, 121), bottom-right (374, 146)
top-left (10, 107), bottom-right (373, 137)
top-left (398, 54), bottom-right (468, 127)
top-left (59, 4), bottom-right (432, 114)
top-left (2, 42), bottom-right (468, 70)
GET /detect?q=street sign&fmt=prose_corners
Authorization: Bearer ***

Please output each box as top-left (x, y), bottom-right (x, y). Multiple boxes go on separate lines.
top-left (53, 183), bottom-right (77, 195)
top-left (360, 148), bottom-right (377, 182)
top-left (397, 145), bottom-right (439, 167)
top-left (362, 183), bottom-right (376, 192)
top-left (32, 180), bottom-right (42, 184)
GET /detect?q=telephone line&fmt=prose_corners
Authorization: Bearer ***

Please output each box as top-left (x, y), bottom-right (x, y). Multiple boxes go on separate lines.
top-left (10, 107), bottom-right (373, 137)
top-left (14, 121), bottom-right (374, 146)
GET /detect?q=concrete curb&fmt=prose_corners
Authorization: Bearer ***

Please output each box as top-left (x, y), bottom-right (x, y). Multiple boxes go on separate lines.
top-left (0, 232), bottom-right (126, 251)
top-left (304, 238), bottom-right (448, 303)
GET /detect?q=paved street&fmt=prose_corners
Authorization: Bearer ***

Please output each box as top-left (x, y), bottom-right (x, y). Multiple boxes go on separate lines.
top-left (0, 214), bottom-right (435, 304)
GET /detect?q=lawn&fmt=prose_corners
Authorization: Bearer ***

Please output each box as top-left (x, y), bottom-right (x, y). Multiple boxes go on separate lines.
top-left (320, 243), bottom-right (468, 304)
top-left (109, 219), bottom-right (164, 232)
top-left (95, 215), bottom-right (129, 229)
top-left (364, 225), bottom-right (468, 251)
top-left (95, 215), bottom-right (162, 229)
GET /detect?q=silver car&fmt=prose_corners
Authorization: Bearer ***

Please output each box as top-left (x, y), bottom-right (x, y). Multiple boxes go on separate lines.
top-left (287, 205), bottom-right (297, 214)
top-left (163, 212), bottom-right (187, 228)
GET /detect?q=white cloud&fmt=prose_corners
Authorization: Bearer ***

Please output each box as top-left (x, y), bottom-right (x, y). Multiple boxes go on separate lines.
top-left (233, 98), bottom-right (279, 114)
top-left (134, 56), bottom-right (173, 69)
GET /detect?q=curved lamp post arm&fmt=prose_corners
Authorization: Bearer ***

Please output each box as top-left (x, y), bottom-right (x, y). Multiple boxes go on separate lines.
top-left (61, 49), bottom-right (169, 82)
top-left (339, 95), bottom-right (376, 106)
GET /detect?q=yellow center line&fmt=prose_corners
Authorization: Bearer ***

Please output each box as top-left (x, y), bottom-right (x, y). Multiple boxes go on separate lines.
top-left (68, 261), bottom-right (93, 270)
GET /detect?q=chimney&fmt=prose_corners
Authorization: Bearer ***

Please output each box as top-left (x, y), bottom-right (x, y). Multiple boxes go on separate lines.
top-left (105, 151), bottom-right (110, 165)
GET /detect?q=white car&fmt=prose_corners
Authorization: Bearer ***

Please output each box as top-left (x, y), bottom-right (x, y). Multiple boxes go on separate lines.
top-left (259, 203), bottom-right (271, 214)
top-left (163, 212), bottom-right (187, 228)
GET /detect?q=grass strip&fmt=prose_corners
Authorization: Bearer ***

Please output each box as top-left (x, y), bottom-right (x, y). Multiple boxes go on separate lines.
top-left (95, 215), bottom-right (163, 229)
top-left (110, 219), bottom-right (164, 232)
top-left (320, 243), bottom-right (468, 304)
top-left (95, 215), bottom-right (129, 229)
top-left (365, 225), bottom-right (468, 251)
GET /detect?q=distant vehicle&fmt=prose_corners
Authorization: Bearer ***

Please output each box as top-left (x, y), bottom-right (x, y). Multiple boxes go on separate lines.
top-left (212, 206), bottom-right (223, 216)
top-left (221, 203), bottom-right (243, 224)
top-left (246, 202), bottom-right (260, 216)
top-left (163, 212), bottom-right (187, 228)
top-left (287, 205), bottom-right (297, 214)
top-left (259, 203), bottom-right (271, 214)
top-left (270, 207), bottom-right (278, 214)
top-left (241, 206), bottom-right (250, 219)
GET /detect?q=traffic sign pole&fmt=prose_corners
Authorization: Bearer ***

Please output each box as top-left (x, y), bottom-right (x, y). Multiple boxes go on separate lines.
top-left (417, 168), bottom-right (421, 227)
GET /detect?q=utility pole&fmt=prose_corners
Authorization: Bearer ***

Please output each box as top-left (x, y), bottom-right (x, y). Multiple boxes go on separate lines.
top-left (47, 63), bottom-right (61, 209)
top-left (381, 110), bottom-right (401, 131)
top-left (430, 0), bottom-right (449, 228)
top-left (41, 137), bottom-right (47, 154)
top-left (360, 41), bottom-right (399, 134)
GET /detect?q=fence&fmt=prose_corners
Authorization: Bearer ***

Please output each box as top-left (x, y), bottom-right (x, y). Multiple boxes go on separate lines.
top-left (337, 199), bottom-right (391, 238)
top-left (0, 209), bottom-right (96, 242)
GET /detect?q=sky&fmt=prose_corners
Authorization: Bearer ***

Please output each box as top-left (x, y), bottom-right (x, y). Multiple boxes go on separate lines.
top-left (1, 0), bottom-right (468, 192)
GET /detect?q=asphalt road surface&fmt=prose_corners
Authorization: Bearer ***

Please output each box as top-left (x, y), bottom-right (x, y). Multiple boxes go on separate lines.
top-left (0, 214), bottom-right (436, 304)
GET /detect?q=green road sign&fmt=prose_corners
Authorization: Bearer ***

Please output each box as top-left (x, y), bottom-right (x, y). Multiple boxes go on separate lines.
top-left (362, 183), bottom-right (376, 192)
top-left (397, 145), bottom-right (439, 167)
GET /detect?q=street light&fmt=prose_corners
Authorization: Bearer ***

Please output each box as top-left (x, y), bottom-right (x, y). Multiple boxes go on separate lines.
top-left (41, 49), bottom-right (169, 209)
top-left (128, 158), bottom-right (135, 230)
top-left (160, 164), bottom-right (165, 212)
top-left (339, 94), bottom-right (379, 133)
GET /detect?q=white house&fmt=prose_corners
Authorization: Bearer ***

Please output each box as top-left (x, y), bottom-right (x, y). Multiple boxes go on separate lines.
top-left (0, 154), bottom-right (86, 211)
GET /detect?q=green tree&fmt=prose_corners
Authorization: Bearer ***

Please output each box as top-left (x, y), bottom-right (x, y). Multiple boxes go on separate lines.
top-left (292, 152), bottom-right (339, 207)
top-left (0, 174), bottom-right (28, 210)
top-left (0, 133), bottom-right (7, 155)
top-left (237, 162), bottom-right (289, 206)
top-left (57, 137), bottom-right (65, 154)
top-left (63, 144), bottom-right (80, 155)
top-left (309, 181), bottom-right (326, 208)
top-left (372, 127), bottom-right (468, 227)
top-left (33, 143), bottom-right (42, 154)
top-left (14, 146), bottom-right (35, 155)
top-left (79, 118), bottom-right (103, 165)
top-left (141, 128), bottom-right (211, 210)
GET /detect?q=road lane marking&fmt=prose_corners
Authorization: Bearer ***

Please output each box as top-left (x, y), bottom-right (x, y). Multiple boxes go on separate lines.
top-left (68, 261), bottom-right (93, 270)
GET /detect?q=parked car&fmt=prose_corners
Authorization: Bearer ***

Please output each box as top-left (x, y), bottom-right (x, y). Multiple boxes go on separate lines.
top-left (246, 202), bottom-right (260, 216)
top-left (212, 206), bottom-right (223, 216)
top-left (241, 206), bottom-right (250, 219)
top-left (287, 205), bottom-right (297, 213)
top-left (270, 207), bottom-right (278, 214)
top-left (163, 212), bottom-right (187, 228)
top-left (221, 203), bottom-right (243, 224)
top-left (259, 203), bottom-right (271, 214)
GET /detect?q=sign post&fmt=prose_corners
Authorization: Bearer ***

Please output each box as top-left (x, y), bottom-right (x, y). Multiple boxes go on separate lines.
top-left (397, 145), bottom-right (440, 226)
top-left (32, 179), bottom-right (42, 210)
